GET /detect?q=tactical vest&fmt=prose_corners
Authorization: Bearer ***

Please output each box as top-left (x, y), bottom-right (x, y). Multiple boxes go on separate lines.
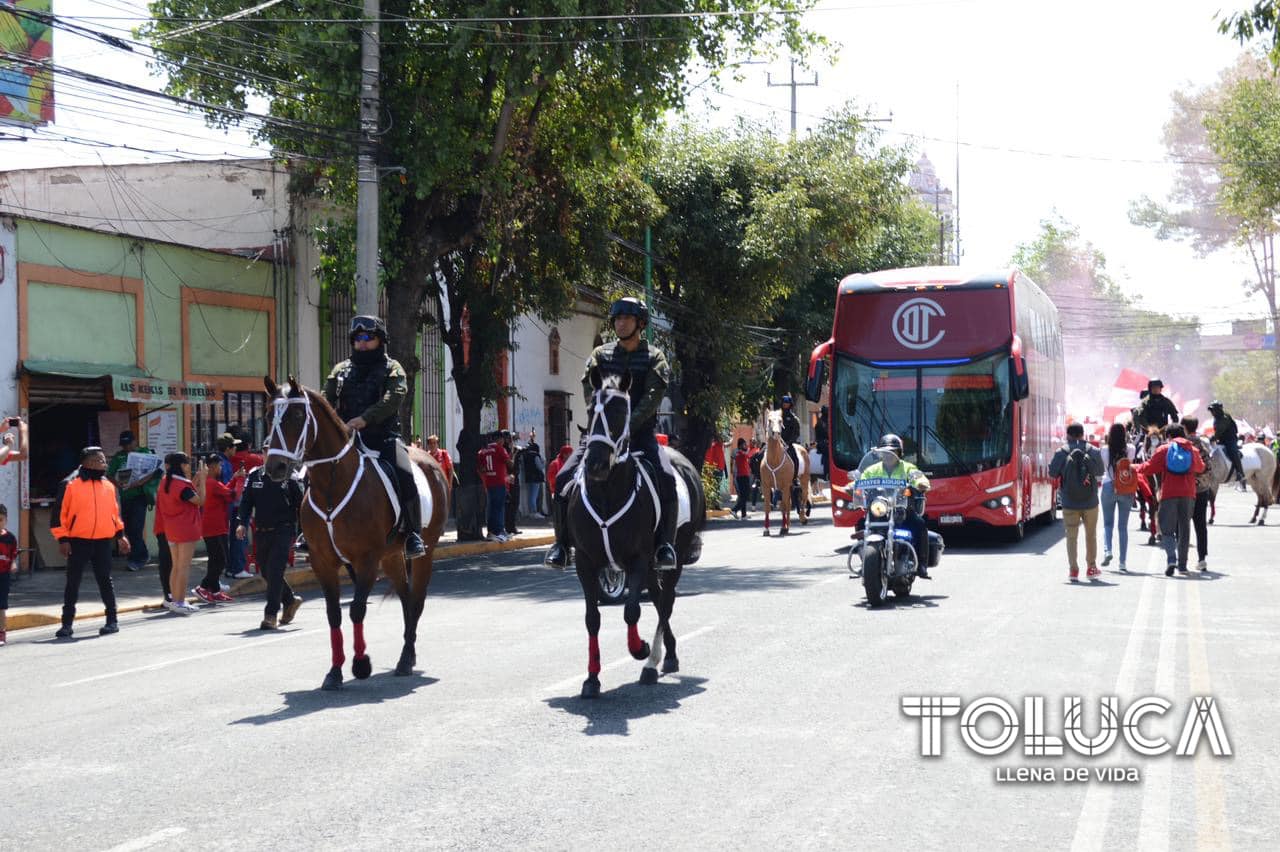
top-left (594, 342), bottom-right (656, 428)
top-left (335, 358), bottom-right (399, 439)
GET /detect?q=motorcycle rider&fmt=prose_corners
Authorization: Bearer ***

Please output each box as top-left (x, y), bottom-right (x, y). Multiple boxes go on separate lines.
top-left (858, 434), bottom-right (932, 579)
top-left (322, 315), bottom-right (425, 558)
top-left (544, 297), bottom-right (678, 570)
top-left (1207, 400), bottom-right (1246, 487)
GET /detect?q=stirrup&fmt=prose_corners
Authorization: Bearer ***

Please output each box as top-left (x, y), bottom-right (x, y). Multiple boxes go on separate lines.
top-left (404, 532), bottom-right (426, 558)
top-left (655, 543), bottom-right (678, 570)
top-left (544, 543), bottom-right (569, 568)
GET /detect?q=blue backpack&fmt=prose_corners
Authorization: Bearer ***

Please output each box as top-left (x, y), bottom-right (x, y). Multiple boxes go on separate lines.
top-left (1166, 441), bottom-right (1192, 474)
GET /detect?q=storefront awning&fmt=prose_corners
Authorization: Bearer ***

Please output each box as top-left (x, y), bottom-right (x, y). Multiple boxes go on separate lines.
top-left (21, 359), bottom-right (146, 380)
top-left (19, 362), bottom-right (222, 406)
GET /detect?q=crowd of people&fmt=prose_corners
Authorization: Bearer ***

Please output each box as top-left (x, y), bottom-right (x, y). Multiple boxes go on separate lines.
top-left (1053, 378), bottom-right (1270, 580)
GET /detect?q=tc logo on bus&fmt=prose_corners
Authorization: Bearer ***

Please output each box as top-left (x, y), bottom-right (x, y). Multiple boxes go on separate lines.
top-left (892, 297), bottom-right (946, 350)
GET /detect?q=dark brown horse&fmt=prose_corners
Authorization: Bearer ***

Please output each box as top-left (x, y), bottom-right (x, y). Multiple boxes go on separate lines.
top-left (264, 377), bottom-right (449, 690)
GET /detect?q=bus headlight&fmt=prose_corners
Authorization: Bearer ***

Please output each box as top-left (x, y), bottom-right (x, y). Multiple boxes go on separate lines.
top-left (869, 498), bottom-right (890, 518)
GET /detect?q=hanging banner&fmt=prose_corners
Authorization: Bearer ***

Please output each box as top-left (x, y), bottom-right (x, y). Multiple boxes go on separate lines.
top-left (111, 375), bottom-right (221, 405)
top-left (145, 410), bottom-right (179, 457)
top-left (0, 0), bottom-right (55, 126)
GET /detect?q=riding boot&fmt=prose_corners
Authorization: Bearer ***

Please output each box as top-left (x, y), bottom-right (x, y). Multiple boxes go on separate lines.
top-left (392, 441), bottom-right (425, 558)
top-left (655, 472), bottom-right (678, 570)
top-left (544, 493), bottom-right (571, 568)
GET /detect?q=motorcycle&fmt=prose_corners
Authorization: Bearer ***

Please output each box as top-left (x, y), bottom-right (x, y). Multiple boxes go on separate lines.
top-left (850, 477), bottom-right (943, 606)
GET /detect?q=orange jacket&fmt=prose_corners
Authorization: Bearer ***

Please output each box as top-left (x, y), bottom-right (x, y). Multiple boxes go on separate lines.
top-left (51, 475), bottom-right (125, 540)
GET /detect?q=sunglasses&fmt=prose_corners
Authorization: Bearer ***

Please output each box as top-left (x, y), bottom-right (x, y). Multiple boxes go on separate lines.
top-left (353, 333), bottom-right (376, 342)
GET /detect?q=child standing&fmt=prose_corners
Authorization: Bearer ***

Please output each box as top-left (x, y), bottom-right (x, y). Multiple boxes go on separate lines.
top-left (155, 453), bottom-right (206, 614)
top-left (0, 504), bottom-right (15, 645)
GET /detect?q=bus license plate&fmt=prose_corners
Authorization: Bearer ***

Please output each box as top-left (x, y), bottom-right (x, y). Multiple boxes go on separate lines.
top-left (940, 514), bottom-right (963, 525)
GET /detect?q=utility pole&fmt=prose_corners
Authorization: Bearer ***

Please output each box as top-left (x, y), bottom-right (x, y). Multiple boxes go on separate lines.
top-left (355, 0), bottom-right (380, 316)
top-left (767, 57), bottom-right (818, 138)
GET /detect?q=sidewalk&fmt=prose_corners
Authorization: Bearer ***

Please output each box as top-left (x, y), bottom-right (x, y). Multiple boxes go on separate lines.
top-left (5, 504), bottom-right (749, 633)
top-left (3, 516), bottom-right (557, 633)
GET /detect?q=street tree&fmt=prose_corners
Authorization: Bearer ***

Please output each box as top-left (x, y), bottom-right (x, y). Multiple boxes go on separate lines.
top-left (144, 1), bottom-right (815, 529)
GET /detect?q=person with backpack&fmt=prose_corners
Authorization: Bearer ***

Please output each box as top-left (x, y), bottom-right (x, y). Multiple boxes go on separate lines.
top-left (1099, 423), bottom-right (1138, 571)
top-left (1049, 422), bottom-right (1105, 580)
top-left (1182, 416), bottom-right (1215, 571)
top-left (1136, 422), bottom-right (1205, 577)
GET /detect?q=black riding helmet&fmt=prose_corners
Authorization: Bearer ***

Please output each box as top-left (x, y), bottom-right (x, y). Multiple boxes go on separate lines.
top-left (608, 297), bottom-right (649, 326)
top-left (350, 315), bottom-right (388, 344)
top-left (878, 433), bottom-right (905, 454)
top-left (1208, 400), bottom-right (1224, 412)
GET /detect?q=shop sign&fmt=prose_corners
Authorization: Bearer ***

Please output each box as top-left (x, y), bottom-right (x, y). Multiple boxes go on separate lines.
top-left (112, 375), bottom-right (222, 404)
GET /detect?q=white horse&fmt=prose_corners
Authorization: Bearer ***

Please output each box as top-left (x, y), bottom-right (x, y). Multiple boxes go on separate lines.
top-left (759, 409), bottom-right (810, 536)
top-left (1208, 443), bottom-right (1278, 525)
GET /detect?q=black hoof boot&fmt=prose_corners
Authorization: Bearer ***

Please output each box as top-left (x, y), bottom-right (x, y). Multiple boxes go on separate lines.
top-left (394, 648), bottom-right (415, 676)
top-left (352, 655), bottom-right (373, 680)
top-left (581, 677), bottom-right (601, 699)
top-left (630, 641), bottom-right (651, 661)
top-left (762, 528), bottom-right (770, 537)
top-left (661, 656), bottom-right (680, 674)
top-left (322, 666), bottom-right (344, 691)
top-left (1139, 522), bottom-right (1148, 532)
top-left (780, 526), bottom-right (789, 536)
top-left (639, 667), bottom-right (659, 685)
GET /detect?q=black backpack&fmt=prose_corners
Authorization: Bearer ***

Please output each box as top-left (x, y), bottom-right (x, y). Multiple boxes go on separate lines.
top-left (1061, 446), bottom-right (1097, 503)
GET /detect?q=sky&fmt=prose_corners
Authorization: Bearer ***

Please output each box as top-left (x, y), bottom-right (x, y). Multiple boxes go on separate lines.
top-left (1, 0), bottom-right (1272, 327)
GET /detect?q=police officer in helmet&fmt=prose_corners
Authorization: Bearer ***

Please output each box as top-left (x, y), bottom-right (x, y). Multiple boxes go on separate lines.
top-left (323, 316), bottom-right (426, 558)
top-left (778, 393), bottom-right (803, 507)
top-left (544, 297), bottom-right (679, 570)
top-left (1138, 378), bottom-right (1179, 430)
top-left (857, 433), bottom-right (933, 579)
top-left (1207, 400), bottom-right (1246, 485)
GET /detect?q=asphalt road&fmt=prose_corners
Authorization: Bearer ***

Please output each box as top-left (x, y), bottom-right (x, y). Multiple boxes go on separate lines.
top-left (5, 488), bottom-right (1277, 851)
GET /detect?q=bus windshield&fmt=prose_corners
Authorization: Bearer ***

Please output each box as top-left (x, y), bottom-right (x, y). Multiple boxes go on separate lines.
top-left (832, 352), bottom-right (1014, 478)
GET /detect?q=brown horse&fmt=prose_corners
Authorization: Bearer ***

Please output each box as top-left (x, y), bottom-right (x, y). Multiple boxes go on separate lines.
top-left (264, 377), bottom-right (449, 690)
top-left (759, 409), bottom-right (810, 536)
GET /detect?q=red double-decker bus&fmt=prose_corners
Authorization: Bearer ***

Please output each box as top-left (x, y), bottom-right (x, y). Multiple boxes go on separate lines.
top-left (806, 267), bottom-right (1064, 540)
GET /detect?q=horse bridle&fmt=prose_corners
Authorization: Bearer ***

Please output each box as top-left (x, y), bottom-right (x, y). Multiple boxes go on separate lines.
top-left (586, 387), bottom-right (633, 462)
top-left (267, 390), bottom-right (355, 467)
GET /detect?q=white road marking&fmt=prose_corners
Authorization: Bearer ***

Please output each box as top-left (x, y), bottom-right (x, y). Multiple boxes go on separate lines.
top-left (1187, 581), bottom-right (1231, 851)
top-left (101, 827), bottom-right (187, 852)
top-left (542, 624), bottom-right (716, 695)
top-left (1136, 578), bottom-right (1180, 852)
top-left (54, 630), bottom-right (321, 688)
top-left (1069, 548), bottom-right (1159, 852)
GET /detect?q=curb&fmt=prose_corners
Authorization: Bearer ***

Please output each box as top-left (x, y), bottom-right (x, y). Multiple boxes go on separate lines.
top-left (6, 534), bottom-right (557, 633)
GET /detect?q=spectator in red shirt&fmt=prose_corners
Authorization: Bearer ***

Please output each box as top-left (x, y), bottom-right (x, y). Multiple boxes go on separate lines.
top-left (0, 502), bottom-right (17, 646)
top-left (547, 444), bottom-right (573, 490)
top-left (1136, 422), bottom-right (1205, 576)
top-left (425, 434), bottom-right (455, 487)
top-left (477, 432), bottom-right (512, 542)
top-left (155, 453), bottom-right (207, 615)
top-left (194, 454), bottom-right (243, 604)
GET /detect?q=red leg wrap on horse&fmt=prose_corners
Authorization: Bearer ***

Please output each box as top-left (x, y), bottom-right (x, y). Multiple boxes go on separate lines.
top-left (330, 628), bottom-right (345, 668)
top-left (354, 623), bottom-right (367, 658)
top-left (627, 623), bottom-right (644, 656)
top-left (588, 635), bottom-right (601, 675)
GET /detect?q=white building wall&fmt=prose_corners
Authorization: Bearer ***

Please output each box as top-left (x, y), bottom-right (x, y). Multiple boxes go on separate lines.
top-left (510, 309), bottom-right (601, 442)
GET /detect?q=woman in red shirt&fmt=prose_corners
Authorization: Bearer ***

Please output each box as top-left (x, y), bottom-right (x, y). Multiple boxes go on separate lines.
top-left (156, 453), bottom-right (207, 614)
top-left (195, 454), bottom-right (243, 604)
top-left (731, 438), bottom-right (753, 519)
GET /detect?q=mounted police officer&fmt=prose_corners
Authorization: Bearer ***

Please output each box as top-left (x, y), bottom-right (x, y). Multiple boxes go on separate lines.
top-left (1136, 378), bottom-right (1179, 430)
top-left (323, 315), bottom-right (425, 558)
top-left (544, 297), bottom-right (678, 570)
top-left (779, 393), bottom-right (803, 506)
top-left (1207, 400), bottom-right (1246, 486)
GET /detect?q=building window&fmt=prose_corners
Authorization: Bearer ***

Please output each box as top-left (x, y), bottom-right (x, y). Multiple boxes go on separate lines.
top-left (193, 391), bottom-right (268, 453)
top-left (548, 328), bottom-right (561, 376)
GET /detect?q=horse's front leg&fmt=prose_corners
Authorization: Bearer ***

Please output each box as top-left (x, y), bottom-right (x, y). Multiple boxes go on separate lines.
top-left (349, 561), bottom-right (377, 680)
top-left (762, 478), bottom-right (772, 536)
top-left (319, 565), bottom-right (345, 691)
top-left (623, 555), bottom-right (651, 666)
top-left (575, 555), bottom-right (603, 699)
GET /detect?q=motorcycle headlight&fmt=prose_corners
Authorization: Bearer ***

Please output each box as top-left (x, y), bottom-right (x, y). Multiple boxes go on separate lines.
top-left (869, 498), bottom-right (890, 518)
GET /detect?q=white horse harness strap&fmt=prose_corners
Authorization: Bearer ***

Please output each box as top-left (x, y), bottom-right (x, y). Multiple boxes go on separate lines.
top-left (576, 385), bottom-right (660, 571)
top-left (269, 390), bottom-right (397, 565)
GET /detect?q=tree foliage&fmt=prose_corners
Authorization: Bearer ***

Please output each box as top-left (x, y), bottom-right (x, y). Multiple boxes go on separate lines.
top-left (143, 0), bottom-right (815, 475)
top-left (624, 113), bottom-right (935, 463)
